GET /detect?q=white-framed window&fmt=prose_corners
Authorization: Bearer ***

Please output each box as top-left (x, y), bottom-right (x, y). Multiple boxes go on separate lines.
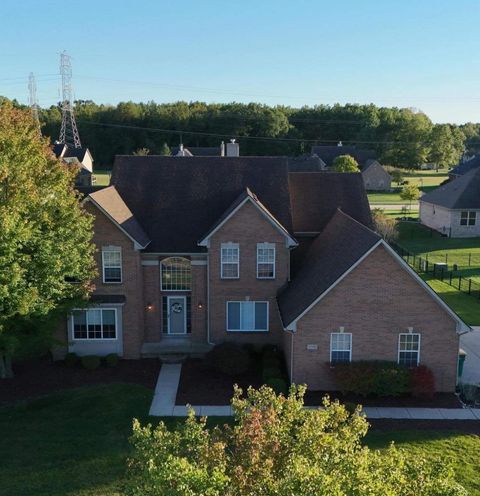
top-left (330, 332), bottom-right (352, 364)
top-left (460, 211), bottom-right (476, 226)
top-left (102, 247), bottom-right (122, 283)
top-left (221, 243), bottom-right (239, 279)
top-left (398, 333), bottom-right (420, 367)
top-left (227, 301), bottom-right (268, 332)
top-left (257, 243), bottom-right (275, 279)
top-left (72, 308), bottom-right (117, 340)
top-left (161, 257), bottom-right (191, 291)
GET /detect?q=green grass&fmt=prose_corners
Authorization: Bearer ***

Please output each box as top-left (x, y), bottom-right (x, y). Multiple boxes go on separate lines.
top-left (365, 429), bottom-right (480, 495)
top-left (398, 223), bottom-right (480, 282)
top-left (92, 169), bottom-right (111, 186)
top-left (1, 385), bottom-right (480, 495)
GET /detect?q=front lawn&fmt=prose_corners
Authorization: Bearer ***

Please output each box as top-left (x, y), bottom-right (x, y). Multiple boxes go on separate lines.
top-left (1, 385), bottom-right (480, 495)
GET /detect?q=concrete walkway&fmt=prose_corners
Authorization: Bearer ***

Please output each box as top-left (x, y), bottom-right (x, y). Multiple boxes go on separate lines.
top-left (149, 364), bottom-right (480, 419)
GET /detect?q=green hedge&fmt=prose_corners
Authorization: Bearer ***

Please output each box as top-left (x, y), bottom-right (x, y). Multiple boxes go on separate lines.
top-left (330, 361), bottom-right (412, 397)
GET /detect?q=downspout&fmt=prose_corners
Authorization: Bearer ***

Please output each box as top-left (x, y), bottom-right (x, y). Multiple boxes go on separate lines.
top-left (290, 330), bottom-right (294, 384)
top-left (206, 251), bottom-right (214, 345)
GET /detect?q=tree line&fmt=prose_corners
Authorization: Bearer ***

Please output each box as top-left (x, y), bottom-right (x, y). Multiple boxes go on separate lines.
top-left (5, 96), bottom-right (480, 169)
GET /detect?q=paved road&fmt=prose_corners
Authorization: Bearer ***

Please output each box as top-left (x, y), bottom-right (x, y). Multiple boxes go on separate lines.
top-left (460, 326), bottom-right (480, 385)
top-left (370, 203), bottom-right (419, 210)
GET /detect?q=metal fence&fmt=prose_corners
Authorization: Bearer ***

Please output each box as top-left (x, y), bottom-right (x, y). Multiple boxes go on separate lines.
top-left (392, 243), bottom-right (480, 299)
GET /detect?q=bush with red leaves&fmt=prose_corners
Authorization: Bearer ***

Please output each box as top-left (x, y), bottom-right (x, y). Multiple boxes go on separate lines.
top-left (411, 365), bottom-right (435, 399)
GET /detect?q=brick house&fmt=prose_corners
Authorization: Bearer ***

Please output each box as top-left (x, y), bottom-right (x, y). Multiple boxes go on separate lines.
top-left (57, 156), bottom-right (469, 393)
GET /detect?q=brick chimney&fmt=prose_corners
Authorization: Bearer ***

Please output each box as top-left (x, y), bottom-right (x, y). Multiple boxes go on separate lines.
top-left (226, 139), bottom-right (239, 157)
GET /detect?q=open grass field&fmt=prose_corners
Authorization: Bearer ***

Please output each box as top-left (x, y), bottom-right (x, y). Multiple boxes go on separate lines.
top-left (368, 168), bottom-right (448, 205)
top-left (1, 384), bottom-right (479, 495)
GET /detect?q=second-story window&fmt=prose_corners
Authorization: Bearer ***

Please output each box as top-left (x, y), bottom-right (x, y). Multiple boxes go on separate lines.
top-left (257, 243), bottom-right (275, 279)
top-left (221, 243), bottom-right (239, 279)
top-left (102, 246), bottom-right (122, 283)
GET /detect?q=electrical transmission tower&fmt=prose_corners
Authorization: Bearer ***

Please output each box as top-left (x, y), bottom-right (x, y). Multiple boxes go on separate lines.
top-left (58, 51), bottom-right (81, 148)
top-left (28, 72), bottom-right (41, 133)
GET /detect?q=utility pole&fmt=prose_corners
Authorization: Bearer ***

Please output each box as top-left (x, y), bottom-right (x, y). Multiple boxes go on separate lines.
top-left (28, 72), bottom-right (41, 134)
top-left (58, 51), bottom-right (81, 148)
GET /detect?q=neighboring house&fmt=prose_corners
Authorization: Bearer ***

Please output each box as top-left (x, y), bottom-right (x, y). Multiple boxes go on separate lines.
top-left (287, 154), bottom-right (326, 172)
top-left (362, 159), bottom-right (392, 191)
top-left (449, 155), bottom-right (480, 180)
top-left (55, 156), bottom-right (469, 393)
top-left (172, 140), bottom-right (240, 157)
top-left (311, 143), bottom-right (376, 168)
top-left (53, 142), bottom-right (94, 186)
top-left (420, 167), bottom-right (480, 238)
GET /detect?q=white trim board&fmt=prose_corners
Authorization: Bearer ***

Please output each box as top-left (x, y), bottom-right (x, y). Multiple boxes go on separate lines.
top-left (198, 195), bottom-right (297, 248)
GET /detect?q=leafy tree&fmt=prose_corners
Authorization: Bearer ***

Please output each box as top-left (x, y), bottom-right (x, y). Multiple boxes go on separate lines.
top-left (0, 102), bottom-right (96, 377)
top-left (159, 142), bottom-right (171, 156)
top-left (428, 124), bottom-right (465, 169)
top-left (400, 183), bottom-right (421, 211)
top-left (126, 386), bottom-right (466, 495)
top-left (389, 167), bottom-right (404, 186)
top-left (371, 209), bottom-right (398, 241)
top-left (332, 154), bottom-right (360, 172)
top-left (132, 147), bottom-right (150, 156)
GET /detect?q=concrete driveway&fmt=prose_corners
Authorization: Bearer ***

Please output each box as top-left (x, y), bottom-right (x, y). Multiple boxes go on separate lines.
top-left (460, 326), bottom-right (480, 384)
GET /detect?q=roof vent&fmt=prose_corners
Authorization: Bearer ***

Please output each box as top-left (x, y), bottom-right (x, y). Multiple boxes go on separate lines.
top-left (337, 141), bottom-right (343, 147)
top-left (226, 138), bottom-right (239, 157)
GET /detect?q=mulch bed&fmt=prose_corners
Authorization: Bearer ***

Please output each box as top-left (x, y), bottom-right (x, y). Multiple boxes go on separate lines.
top-left (304, 390), bottom-right (462, 408)
top-left (176, 358), bottom-right (462, 408)
top-left (0, 355), bottom-right (161, 406)
top-left (176, 358), bottom-right (263, 405)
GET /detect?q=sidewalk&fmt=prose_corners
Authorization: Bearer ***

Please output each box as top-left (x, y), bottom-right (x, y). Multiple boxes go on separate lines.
top-left (149, 364), bottom-right (480, 419)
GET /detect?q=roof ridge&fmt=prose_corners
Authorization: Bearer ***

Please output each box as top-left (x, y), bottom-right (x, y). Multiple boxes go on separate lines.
top-left (335, 208), bottom-right (381, 239)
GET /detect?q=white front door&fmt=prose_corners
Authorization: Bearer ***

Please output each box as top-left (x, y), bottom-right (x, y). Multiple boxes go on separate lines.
top-left (167, 296), bottom-right (187, 334)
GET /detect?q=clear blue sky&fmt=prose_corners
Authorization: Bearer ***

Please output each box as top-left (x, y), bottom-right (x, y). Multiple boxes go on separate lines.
top-left (1, 0), bottom-right (479, 124)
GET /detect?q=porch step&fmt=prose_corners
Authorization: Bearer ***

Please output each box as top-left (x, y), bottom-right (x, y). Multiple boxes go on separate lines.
top-left (141, 340), bottom-right (214, 359)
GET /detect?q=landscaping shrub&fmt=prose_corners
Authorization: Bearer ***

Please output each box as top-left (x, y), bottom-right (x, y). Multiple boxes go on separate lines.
top-left (411, 365), bottom-right (435, 398)
top-left (331, 361), bottom-right (411, 397)
top-left (104, 353), bottom-right (119, 367)
top-left (207, 343), bottom-right (250, 376)
top-left (81, 355), bottom-right (101, 370)
top-left (262, 366), bottom-right (282, 382)
top-left (64, 352), bottom-right (78, 367)
top-left (266, 377), bottom-right (288, 395)
top-left (262, 354), bottom-right (281, 368)
top-left (459, 383), bottom-right (480, 406)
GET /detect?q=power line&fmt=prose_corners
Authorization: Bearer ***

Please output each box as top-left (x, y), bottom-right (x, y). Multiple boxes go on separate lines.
top-left (77, 120), bottom-right (480, 146)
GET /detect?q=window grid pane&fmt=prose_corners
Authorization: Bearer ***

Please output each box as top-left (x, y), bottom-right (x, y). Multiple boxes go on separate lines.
top-left (161, 257), bottom-right (192, 291)
top-left (72, 309), bottom-right (116, 340)
top-left (257, 245), bottom-right (275, 279)
top-left (221, 245), bottom-right (239, 279)
top-left (103, 249), bottom-right (122, 282)
top-left (399, 333), bottom-right (420, 367)
top-left (330, 333), bottom-right (351, 364)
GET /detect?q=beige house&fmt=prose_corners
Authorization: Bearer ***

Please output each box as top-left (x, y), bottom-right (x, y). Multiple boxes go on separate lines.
top-left (420, 168), bottom-right (480, 237)
top-left (361, 159), bottom-right (392, 191)
top-left (55, 157), bottom-right (469, 394)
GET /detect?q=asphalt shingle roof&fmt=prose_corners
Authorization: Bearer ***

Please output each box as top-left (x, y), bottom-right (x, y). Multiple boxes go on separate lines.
top-left (449, 156), bottom-right (480, 177)
top-left (310, 145), bottom-right (376, 167)
top-left (110, 156), bottom-right (293, 252)
top-left (277, 209), bottom-right (381, 327)
top-left (420, 167), bottom-right (480, 209)
top-left (288, 172), bottom-right (373, 232)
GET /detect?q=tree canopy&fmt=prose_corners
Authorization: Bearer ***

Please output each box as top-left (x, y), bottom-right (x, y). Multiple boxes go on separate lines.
top-left (3, 98), bottom-right (470, 169)
top-left (127, 386), bottom-right (466, 496)
top-left (0, 102), bottom-right (96, 377)
top-left (333, 154), bottom-right (360, 172)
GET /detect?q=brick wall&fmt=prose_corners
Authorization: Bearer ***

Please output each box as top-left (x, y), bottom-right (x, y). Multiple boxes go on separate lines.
top-left (208, 201), bottom-right (291, 347)
top-left (290, 244), bottom-right (459, 392)
top-left (85, 202), bottom-right (145, 358)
